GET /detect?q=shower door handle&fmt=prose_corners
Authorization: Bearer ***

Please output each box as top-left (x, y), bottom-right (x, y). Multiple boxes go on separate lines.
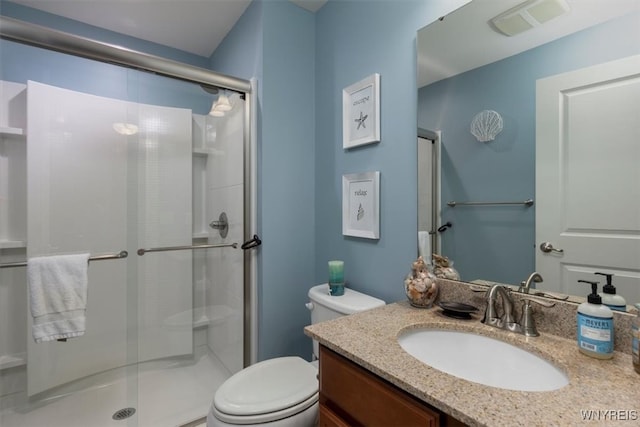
top-left (241, 234), bottom-right (262, 250)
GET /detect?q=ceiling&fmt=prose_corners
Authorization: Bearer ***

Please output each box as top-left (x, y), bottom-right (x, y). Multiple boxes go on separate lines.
top-left (9, 0), bottom-right (328, 57)
top-left (418, 0), bottom-right (640, 87)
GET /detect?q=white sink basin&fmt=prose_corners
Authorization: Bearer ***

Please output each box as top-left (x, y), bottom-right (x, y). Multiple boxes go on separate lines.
top-left (398, 329), bottom-right (568, 392)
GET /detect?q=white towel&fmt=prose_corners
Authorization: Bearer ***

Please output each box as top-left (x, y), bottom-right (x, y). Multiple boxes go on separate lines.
top-left (27, 253), bottom-right (90, 343)
top-left (418, 231), bottom-right (432, 265)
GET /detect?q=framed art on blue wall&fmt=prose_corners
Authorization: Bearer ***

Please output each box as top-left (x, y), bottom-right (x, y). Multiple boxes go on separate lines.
top-left (342, 73), bottom-right (380, 149)
top-left (342, 171), bottom-right (380, 239)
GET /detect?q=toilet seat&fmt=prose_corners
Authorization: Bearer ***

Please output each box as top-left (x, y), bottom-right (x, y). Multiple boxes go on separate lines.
top-left (213, 356), bottom-right (318, 424)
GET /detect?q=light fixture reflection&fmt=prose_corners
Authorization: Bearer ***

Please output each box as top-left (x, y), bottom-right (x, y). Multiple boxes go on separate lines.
top-left (113, 122), bottom-right (139, 135)
top-left (209, 105), bottom-right (225, 117)
top-left (208, 92), bottom-right (233, 117)
top-left (214, 94), bottom-right (232, 111)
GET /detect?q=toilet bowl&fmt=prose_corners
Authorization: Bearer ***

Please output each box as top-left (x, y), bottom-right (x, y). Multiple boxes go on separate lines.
top-left (207, 284), bottom-right (385, 426)
top-left (207, 357), bottom-right (319, 427)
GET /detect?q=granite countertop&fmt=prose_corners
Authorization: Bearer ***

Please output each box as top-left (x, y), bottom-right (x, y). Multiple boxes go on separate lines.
top-left (304, 301), bottom-right (638, 427)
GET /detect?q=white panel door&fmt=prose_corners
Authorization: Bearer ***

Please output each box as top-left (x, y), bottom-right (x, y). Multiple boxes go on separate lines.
top-left (535, 55), bottom-right (640, 302)
top-left (27, 81), bottom-right (192, 395)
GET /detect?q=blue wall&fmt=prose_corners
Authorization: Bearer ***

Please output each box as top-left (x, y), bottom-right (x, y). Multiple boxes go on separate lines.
top-left (259, 2), bottom-right (316, 361)
top-left (209, 0), bottom-right (263, 83)
top-left (211, 0), bottom-right (317, 361)
top-left (418, 12), bottom-right (640, 285)
top-left (312, 0), bottom-right (467, 304)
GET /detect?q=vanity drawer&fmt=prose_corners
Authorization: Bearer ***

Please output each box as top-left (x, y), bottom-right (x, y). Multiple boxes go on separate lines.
top-left (319, 404), bottom-right (351, 427)
top-left (319, 345), bottom-right (439, 426)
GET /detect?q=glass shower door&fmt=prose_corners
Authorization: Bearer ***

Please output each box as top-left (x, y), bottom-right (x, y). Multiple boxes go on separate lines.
top-left (1, 36), bottom-right (246, 425)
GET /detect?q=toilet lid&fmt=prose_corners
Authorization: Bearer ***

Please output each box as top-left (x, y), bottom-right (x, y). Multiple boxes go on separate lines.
top-left (214, 356), bottom-right (318, 416)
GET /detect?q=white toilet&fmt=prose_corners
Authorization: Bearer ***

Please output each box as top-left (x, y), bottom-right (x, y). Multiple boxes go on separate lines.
top-left (207, 284), bottom-right (385, 426)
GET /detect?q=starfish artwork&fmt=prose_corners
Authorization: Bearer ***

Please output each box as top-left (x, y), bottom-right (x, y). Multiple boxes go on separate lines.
top-left (354, 111), bottom-right (368, 130)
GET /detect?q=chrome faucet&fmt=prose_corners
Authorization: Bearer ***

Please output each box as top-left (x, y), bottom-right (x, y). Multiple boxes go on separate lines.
top-left (519, 272), bottom-right (543, 294)
top-left (482, 284), bottom-right (555, 336)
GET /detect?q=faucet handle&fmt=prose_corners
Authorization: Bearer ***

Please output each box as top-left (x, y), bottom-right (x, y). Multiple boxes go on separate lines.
top-left (518, 281), bottom-right (528, 293)
top-left (519, 297), bottom-right (554, 337)
top-left (521, 296), bottom-right (555, 308)
top-left (469, 284), bottom-right (490, 293)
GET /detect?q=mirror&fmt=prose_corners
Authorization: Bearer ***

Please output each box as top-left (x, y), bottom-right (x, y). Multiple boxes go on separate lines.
top-left (417, 0), bottom-right (640, 308)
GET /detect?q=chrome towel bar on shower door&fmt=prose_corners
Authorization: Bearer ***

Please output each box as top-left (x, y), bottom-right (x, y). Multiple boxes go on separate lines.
top-left (0, 250), bottom-right (129, 269)
top-left (447, 199), bottom-right (534, 207)
top-left (136, 243), bottom-right (238, 256)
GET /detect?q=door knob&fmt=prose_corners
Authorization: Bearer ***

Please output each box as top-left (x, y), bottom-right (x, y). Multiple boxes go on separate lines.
top-left (539, 242), bottom-right (564, 254)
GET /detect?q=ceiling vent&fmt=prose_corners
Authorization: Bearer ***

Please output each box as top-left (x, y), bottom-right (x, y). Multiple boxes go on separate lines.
top-left (490, 0), bottom-right (571, 36)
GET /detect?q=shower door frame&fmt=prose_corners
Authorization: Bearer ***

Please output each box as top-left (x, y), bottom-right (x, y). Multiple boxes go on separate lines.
top-left (0, 16), bottom-right (258, 367)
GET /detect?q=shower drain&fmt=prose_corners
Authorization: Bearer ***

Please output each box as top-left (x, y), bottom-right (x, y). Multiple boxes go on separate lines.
top-left (112, 407), bottom-right (136, 421)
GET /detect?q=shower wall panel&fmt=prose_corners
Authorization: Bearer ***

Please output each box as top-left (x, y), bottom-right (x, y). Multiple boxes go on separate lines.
top-left (0, 81), bottom-right (28, 397)
top-left (205, 93), bottom-right (244, 375)
top-left (27, 81), bottom-right (129, 396)
top-left (135, 102), bottom-right (193, 362)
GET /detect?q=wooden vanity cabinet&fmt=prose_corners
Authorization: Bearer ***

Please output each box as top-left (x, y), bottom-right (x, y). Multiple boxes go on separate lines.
top-left (318, 345), bottom-right (466, 427)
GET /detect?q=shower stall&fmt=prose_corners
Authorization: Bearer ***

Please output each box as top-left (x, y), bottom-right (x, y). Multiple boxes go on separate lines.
top-left (0, 17), bottom-right (256, 427)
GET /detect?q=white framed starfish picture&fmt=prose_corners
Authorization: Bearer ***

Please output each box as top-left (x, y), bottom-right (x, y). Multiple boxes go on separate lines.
top-left (342, 171), bottom-right (380, 239)
top-left (342, 73), bottom-right (380, 149)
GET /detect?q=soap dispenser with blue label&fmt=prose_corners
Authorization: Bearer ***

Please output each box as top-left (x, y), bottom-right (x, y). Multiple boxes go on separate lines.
top-left (595, 272), bottom-right (626, 312)
top-left (576, 280), bottom-right (614, 359)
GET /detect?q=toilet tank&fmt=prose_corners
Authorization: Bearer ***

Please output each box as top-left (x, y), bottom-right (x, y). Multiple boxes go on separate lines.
top-left (306, 284), bottom-right (385, 359)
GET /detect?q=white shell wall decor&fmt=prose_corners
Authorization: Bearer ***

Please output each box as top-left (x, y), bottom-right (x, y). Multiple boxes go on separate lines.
top-left (470, 110), bottom-right (503, 142)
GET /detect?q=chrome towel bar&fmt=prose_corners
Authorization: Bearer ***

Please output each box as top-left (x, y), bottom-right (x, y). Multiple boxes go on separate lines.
top-left (136, 243), bottom-right (238, 256)
top-left (0, 250), bottom-right (128, 269)
top-left (447, 199), bottom-right (534, 207)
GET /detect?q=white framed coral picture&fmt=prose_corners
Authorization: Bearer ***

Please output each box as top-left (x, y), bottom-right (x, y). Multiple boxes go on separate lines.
top-left (342, 171), bottom-right (380, 239)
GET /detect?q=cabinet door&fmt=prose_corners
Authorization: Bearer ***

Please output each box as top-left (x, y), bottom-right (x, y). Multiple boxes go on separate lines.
top-left (320, 346), bottom-right (439, 426)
